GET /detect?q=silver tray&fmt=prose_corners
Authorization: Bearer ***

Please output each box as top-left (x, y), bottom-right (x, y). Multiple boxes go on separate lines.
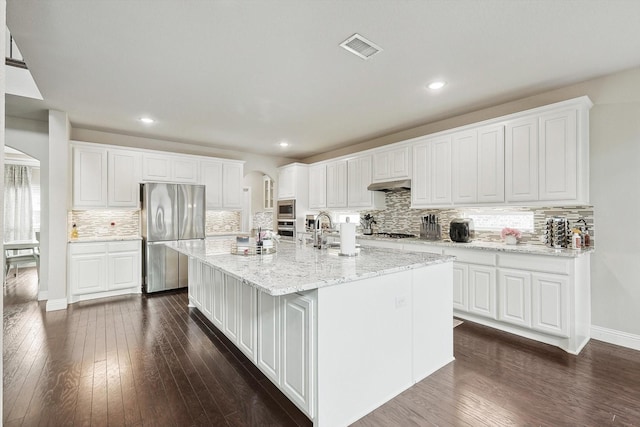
top-left (231, 243), bottom-right (276, 256)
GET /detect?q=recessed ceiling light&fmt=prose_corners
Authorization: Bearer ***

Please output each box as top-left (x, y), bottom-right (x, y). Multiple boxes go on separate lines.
top-left (139, 117), bottom-right (155, 124)
top-left (279, 141), bottom-right (289, 148)
top-left (427, 81), bottom-right (447, 90)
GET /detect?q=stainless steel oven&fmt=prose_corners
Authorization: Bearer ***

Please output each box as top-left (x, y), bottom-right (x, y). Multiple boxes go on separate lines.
top-left (276, 219), bottom-right (296, 240)
top-left (277, 199), bottom-right (296, 219)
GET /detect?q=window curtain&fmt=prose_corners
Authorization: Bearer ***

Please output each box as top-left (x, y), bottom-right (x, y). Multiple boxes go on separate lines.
top-left (4, 165), bottom-right (34, 242)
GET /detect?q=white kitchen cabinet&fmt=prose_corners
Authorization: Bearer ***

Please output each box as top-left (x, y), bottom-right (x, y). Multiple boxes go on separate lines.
top-left (277, 163), bottom-right (309, 201)
top-left (505, 117), bottom-right (539, 202)
top-left (69, 242), bottom-right (108, 295)
top-left (411, 136), bottom-right (451, 207)
top-left (347, 155), bottom-right (385, 209)
top-left (200, 160), bottom-right (244, 209)
top-left (372, 145), bottom-right (410, 182)
top-left (263, 175), bottom-right (274, 210)
top-left (211, 268), bottom-right (225, 330)
top-left (308, 163), bottom-right (327, 209)
top-left (69, 240), bottom-right (141, 302)
top-left (281, 292), bottom-right (315, 417)
top-left (452, 263), bottom-right (469, 312)
top-left (498, 269), bottom-right (531, 328)
top-left (468, 265), bottom-right (497, 319)
top-left (532, 272), bottom-right (569, 337)
top-left (142, 153), bottom-right (198, 183)
top-left (538, 109), bottom-right (577, 201)
top-left (477, 125), bottom-right (505, 203)
top-left (326, 160), bottom-right (348, 209)
top-left (451, 130), bottom-right (478, 204)
top-left (200, 160), bottom-right (223, 208)
top-left (222, 161), bottom-right (244, 209)
top-left (201, 263), bottom-right (214, 319)
top-left (237, 280), bottom-right (258, 362)
top-left (108, 149), bottom-right (141, 208)
top-left (224, 275), bottom-right (240, 342)
top-left (188, 257), bottom-right (199, 309)
top-left (257, 292), bottom-right (281, 384)
top-left (72, 145), bottom-right (108, 208)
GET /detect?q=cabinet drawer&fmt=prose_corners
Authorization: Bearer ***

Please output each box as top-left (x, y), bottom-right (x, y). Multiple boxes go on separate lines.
top-left (443, 248), bottom-right (496, 266)
top-left (498, 253), bottom-right (570, 275)
top-left (108, 240), bottom-right (141, 253)
top-left (69, 242), bottom-right (108, 255)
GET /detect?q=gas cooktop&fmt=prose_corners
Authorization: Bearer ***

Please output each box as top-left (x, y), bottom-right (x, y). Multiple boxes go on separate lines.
top-left (372, 232), bottom-right (416, 239)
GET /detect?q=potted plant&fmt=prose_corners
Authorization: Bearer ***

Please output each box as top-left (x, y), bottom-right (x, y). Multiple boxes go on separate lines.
top-left (360, 214), bottom-right (376, 235)
top-left (501, 227), bottom-right (522, 245)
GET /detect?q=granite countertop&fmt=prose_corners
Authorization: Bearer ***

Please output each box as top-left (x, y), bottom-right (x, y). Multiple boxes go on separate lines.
top-left (164, 239), bottom-right (454, 296)
top-left (357, 235), bottom-right (594, 258)
top-left (69, 235), bottom-right (142, 243)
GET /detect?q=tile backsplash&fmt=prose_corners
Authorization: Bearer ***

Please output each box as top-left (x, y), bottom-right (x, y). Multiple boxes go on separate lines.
top-left (70, 209), bottom-right (242, 237)
top-left (357, 190), bottom-right (594, 247)
top-left (252, 211), bottom-right (274, 231)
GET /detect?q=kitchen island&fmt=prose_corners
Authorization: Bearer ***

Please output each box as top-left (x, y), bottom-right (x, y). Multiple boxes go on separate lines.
top-left (165, 239), bottom-right (454, 427)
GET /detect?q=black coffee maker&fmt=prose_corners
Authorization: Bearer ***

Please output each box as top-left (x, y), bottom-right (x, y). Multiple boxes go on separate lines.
top-left (449, 218), bottom-right (475, 243)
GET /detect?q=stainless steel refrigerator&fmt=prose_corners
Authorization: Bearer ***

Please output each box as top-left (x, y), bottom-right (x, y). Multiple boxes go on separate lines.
top-left (140, 183), bottom-right (205, 293)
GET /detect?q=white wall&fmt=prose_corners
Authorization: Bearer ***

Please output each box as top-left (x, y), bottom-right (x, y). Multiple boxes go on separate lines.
top-left (1, 0), bottom-right (6, 417)
top-left (4, 117), bottom-right (48, 299)
top-left (308, 67), bottom-right (640, 342)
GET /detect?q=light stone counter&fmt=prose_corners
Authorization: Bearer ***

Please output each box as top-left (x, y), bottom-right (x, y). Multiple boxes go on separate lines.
top-left (358, 235), bottom-right (594, 258)
top-left (164, 239), bottom-right (454, 296)
top-left (68, 235), bottom-right (142, 243)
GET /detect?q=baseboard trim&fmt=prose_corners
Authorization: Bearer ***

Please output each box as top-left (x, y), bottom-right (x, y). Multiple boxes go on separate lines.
top-left (38, 290), bottom-right (49, 301)
top-left (46, 298), bottom-right (68, 312)
top-left (591, 325), bottom-right (640, 352)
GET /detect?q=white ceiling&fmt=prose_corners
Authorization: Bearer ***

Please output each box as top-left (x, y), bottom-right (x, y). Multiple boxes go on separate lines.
top-left (6, 1), bottom-right (640, 159)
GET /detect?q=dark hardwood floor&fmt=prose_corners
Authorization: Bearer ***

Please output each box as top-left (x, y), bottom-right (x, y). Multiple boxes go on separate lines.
top-left (4, 267), bottom-right (640, 426)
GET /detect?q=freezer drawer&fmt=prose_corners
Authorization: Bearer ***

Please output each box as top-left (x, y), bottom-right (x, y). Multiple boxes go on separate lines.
top-left (145, 241), bottom-right (180, 293)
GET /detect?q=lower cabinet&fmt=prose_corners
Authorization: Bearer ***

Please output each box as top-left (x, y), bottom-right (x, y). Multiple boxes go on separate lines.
top-left (69, 240), bottom-right (141, 302)
top-left (452, 263), bottom-right (469, 312)
top-left (531, 272), bottom-right (569, 337)
top-left (498, 269), bottom-right (532, 328)
top-left (468, 265), bottom-right (497, 319)
top-left (188, 259), bottom-right (315, 418)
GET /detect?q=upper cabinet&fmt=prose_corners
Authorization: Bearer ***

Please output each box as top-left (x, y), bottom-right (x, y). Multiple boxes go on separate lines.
top-left (277, 163), bottom-right (309, 201)
top-left (308, 163), bottom-right (327, 210)
top-left (538, 109), bottom-right (578, 201)
top-left (326, 160), bottom-right (348, 209)
top-left (505, 117), bottom-right (539, 202)
top-left (347, 155), bottom-right (385, 210)
top-left (451, 125), bottom-right (505, 204)
top-left (263, 175), bottom-right (274, 210)
top-left (199, 159), bottom-right (244, 210)
top-left (142, 153), bottom-right (198, 183)
top-left (72, 144), bottom-right (140, 209)
top-left (72, 141), bottom-right (245, 210)
top-left (411, 136), bottom-right (451, 208)
top-left (372, 145), bottom-right (410, 182)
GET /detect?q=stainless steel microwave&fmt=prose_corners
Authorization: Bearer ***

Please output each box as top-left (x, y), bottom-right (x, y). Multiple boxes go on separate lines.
top-left (277, 199), bottom-right (295, 219)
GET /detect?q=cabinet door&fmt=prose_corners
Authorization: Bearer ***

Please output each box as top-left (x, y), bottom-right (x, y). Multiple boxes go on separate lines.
top-left (73, 146), bottom-right (107, 208)
top-left (532, 273), bottom-right (569, 337)
top-left (431, 136), bottom-right (452, 204)
top-left (477, 125), bottom-right (505, 203)
top-left (257, 292), bottom-right (281, 384)
top-left (142, 154), bottom-right (171, 181)
top-left (326, 160), bottom-right (347, 208)
top-left (237, 282), bottom-right (257, 362)
top-left (224, 275), bottom-right (240, 342)
top-left (452, 263), bottom-right (469, 312)
top-left (188, 257), bottom-right (198, 305)
top-left (498, 269), bottom-right (531, 328)
top-left (539, 109), bottom-right (577, 201)
top-left (452, 130), bottom-right (478, 204)
top-left (201, 160), bottom-right (223, 209)
top-left (372, 150), bottom-right (391, 181)
top-left (201, 263), bottom-right (214, 319)
top-left (69, 243), bottom-right (108, 295)
top-left (282, 293), bottom-right (314, 416)
top-left (107, 249), bottom-right (140, 291)
top-left (308, 164), bottom-right (327, 209)
top-left (278, 167), bottom-right (296, 199)
top-left (468, 265), bottom-right (497, 319)
top-left (347, 156), bottom-right (372, 208)
top-left (223, 162), bottom-right (244, 208)
top-left (373, 146), bottom-right (410, 181)
top-left (263, 176), bottom-right (274, 210)
top-left (211, 268), bottom-right (225, 330)
top-left (411, 141), bottom-right (431, 206)
top-left (505, 117), bottom-right (538, 202)
top-left (172, 157), bottom-right (199, 183)
top-left (108, 149), bottom-right (141, 208)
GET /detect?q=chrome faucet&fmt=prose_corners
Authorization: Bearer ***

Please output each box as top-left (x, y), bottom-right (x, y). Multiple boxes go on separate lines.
top-left (314, 211), bottom-right (334, 248)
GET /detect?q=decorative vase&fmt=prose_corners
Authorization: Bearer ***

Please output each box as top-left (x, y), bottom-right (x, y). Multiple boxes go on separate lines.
top-left (505, 235), bottom-right (518, 245)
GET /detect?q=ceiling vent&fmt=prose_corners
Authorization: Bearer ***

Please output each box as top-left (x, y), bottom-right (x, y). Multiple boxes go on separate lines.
top-left (339, 33), bottom-right (382, 60)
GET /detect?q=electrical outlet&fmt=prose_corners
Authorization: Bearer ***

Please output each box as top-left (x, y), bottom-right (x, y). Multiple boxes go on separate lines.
top-left (395, 295), bottom-right (407, 309)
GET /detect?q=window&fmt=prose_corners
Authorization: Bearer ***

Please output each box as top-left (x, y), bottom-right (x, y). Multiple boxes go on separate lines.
top-left (31, 167), bottom-right (41, 231)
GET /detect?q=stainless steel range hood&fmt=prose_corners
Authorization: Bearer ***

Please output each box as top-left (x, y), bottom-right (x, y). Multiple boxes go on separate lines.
top-left (367, 179), bottom-right (411, 192)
